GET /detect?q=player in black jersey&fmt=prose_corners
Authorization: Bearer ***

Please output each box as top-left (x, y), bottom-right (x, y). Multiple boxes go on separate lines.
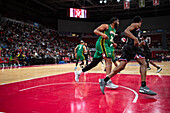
top-left (84, 43), bottom-right (91, 66)
top-left (99, 16), bottom-right (157, 95)
top-left (140, 35), bottom-right (162, 73)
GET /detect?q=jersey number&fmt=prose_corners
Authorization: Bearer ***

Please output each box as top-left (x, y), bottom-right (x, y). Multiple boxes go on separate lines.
top-left (110, 36), bottom-right (114, 43)
top-left (79, 46), bottom-right (82, 50)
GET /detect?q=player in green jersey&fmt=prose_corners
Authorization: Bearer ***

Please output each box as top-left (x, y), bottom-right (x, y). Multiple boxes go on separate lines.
top-left (74, 40), bottom-right (87, 70)
top-left (75, 17), bottom-right (119, 89)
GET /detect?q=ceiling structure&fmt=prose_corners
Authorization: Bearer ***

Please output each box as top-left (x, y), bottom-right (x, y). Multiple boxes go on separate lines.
top-left (1, 0), bottom-right (170, 22)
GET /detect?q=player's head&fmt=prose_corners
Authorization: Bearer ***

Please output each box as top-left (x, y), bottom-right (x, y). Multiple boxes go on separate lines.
top-left (109, 17), bottom-right (119, 28)
top-left (140, 35), bottom-right (146, 41)
top-left (132, 16), bottom-right (142, 27)
top-left (143, 35), bottom-right (147, 40)
top-left (80, 40), bottom-right (84, 44)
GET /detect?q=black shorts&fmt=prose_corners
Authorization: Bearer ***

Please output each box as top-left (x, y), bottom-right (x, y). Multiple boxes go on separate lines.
top-left (84, 54), bottom-right (88, 60)
top-left (145, 52), bottom-right (152, 61)
top-left (119, 44), bottom-right (145, 62)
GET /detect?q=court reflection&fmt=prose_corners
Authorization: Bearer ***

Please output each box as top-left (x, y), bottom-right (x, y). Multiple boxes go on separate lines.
top-left (71, 73), bottom-right (89, 113)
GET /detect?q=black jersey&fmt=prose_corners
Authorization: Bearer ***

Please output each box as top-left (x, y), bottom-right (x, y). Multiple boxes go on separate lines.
top-left (84, 46), bottom-right (90, 55)
top-left (127, 28), bottom-right (141, 45)
top-left (142, 40), bottom-right (150, 53)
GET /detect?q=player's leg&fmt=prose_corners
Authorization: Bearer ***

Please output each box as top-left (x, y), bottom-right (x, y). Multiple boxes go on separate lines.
top-left (99, 60), bottom-right (127, 94)
top-left (99, 49), bottom-right (130, 94)
top-left (79, 60), bottom-right (84, 68)
top-left (149, 61), bottom-right (162, 73)
top-left (136, 58), bottom-right (157, 95)
top-left (75, 55), bottom-right (80, 70)
top-left (147, 52), bottom-right (162, 73)
top-left (85, 54), bottom-right (88, 66)
top-left (105, 58), bottom-right (112, 75)
top-left (79, 53), bottom-right (85, 68)
top-left (105, 48), bottom-right (119, 88)
top-left (75, 57), bottom-right (102, 82)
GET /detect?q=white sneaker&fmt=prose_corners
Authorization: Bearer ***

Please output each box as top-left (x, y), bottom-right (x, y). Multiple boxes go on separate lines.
top-left (75, 71), bottom-right (80, 82)
top-left (105, 80), bottom-right (119, 89)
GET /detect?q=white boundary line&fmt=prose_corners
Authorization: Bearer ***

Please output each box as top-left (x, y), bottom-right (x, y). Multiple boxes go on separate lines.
top-left (0, 72), bottom-right (72, 85)
top-left (19, 82), bottom-right (138, 103)
top-left (119, 85), bottom-right (138, 103)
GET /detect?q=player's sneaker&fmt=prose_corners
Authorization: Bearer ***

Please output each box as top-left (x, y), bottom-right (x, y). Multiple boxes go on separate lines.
top-left (74, 67), bottom-right (77, 70)
top-left (105, 80), bottom-right (119, 89)
top-left (139, 86), bottom-right (157, 95)
top-left (99, 79), bottom-right (106, 94)
top-left (156, 67), bottom-right (162, 73)
top-left (147, 67), bottom-right (151, 70)
top-left (75, 71), bottom-right (80, 82)
top-left (79, 64), bottom-right (84, 68)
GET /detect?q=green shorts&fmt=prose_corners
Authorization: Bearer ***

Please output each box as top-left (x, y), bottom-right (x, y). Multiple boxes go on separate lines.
top-left (77, 54), bottom-right (85, 61)
top-left (93, 38), bottom-right (112, 58)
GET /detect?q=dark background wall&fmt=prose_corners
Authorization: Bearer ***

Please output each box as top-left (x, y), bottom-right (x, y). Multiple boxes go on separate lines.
top-left (58, 15), bottom-right (170, 33)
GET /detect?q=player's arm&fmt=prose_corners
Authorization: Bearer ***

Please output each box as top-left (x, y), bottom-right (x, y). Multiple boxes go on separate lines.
top-left (124, 23), bottom-right (139, 46)
top-left (88, 49), bottom-right (91, 56)
top-left (94, 24), bottom-right (109, 39)
top-left (74, 45), bottom-right (78, 54)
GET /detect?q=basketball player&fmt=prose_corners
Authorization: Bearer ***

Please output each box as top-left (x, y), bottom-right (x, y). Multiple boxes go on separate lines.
top-left (99, 16), bottom-right (157, 95)
top-left (75, 17), bottom-right (119, 89)
top-left (140, 35), bottom-right (162, 73)
top-left (84, 43), bottom-right (91, 66)
top-left (74, 40), bottom-right (87, 70)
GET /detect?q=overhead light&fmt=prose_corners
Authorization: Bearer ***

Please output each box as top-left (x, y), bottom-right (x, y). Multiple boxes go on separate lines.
top-left (99, 0), bottom-right (103, 4)
top-left (104, 0), bottom-right (107, 3)
top-left (117, 0), bottom-right (120, 2)
top-left (143, 31), bottom-right (147, 33)
top-left (126, 0), bottom-right (130, 1)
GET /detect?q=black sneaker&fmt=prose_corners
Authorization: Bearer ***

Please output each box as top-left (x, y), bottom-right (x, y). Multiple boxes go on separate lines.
top-left (147, 67), bottom-right (151, 70)
top-left (139, 86), bottom-right (157, 95)
top-left (156, 67), bottom-right (162, 73)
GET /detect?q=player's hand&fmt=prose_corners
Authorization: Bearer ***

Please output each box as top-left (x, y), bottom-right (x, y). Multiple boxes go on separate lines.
top-left (102, 34), bottom-right (108, 39)
top-left (113, 43), bottom-right (117, 48)
top-left (134, 38), bottom-right (139, 47)
top-left (139, 41), bottom-right (145, 47)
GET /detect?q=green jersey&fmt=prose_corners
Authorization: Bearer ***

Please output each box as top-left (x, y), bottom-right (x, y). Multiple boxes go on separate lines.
top-left (99, 24), bottom-right (116, 46)
top-left (77, 44), bottom-right (84, 55)
top-left (94, 24), bottom-right (116, 58)
top-left (76, 44), bottom-right (85, 60)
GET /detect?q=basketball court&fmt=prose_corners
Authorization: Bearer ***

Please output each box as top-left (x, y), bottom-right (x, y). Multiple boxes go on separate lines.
top-left (0, 0), bottom-right (170, 113)
top-left (0, 61), bottom-right (170, 113)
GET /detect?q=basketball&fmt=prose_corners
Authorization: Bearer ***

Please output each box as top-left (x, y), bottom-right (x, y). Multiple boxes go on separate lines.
top-left (121, 37), bottom-right (126, 43)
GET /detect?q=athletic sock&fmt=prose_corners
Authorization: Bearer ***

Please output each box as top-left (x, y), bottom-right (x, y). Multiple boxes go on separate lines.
top-left (141, 81), bottom-right (146, 87)
top-left (104, 76), bottom-right (110, 83)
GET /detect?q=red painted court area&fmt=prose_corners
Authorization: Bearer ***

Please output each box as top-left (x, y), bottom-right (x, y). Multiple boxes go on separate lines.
top-left (0, 72), bottom-right (170, 113)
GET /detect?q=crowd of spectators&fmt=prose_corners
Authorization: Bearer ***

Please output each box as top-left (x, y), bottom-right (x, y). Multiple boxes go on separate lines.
top-left (0, 19), bottom-right (78, 66)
